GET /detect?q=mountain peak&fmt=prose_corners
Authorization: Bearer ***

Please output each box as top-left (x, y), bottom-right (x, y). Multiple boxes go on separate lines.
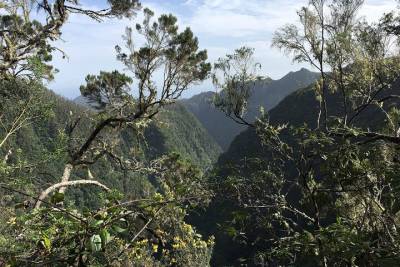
top-left (282, 67), bottom-right (312, 79)
top-left (299, 67), bottom-right (310, 72)
top-left (279, 68), bottom-right (319, 87)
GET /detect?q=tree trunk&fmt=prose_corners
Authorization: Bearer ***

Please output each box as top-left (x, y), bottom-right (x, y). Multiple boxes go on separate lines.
top-left (59, 163), bottom-right (74, 194)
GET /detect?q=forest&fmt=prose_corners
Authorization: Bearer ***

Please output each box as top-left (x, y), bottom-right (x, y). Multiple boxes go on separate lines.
top-left (1, 0), bottom-right (400, 266)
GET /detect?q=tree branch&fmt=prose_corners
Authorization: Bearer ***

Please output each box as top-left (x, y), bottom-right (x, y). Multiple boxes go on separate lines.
top-left (35, 180), bottom-right (110, 209)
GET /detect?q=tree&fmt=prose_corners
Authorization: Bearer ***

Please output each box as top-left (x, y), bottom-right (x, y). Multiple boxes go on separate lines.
top-left (0, 0), bottom-right (141, 80)
top-left (212, 46), bottom-right (261, 127)
top-left (211, 0), bottom-right (400, 265)
top-left (34, 7), bottom-right (211, 208)
top-left (3, 153), bottom-right (214, 265)
top-left (0, 79), bottom-right (53, 151)
top-left (0, 0), bottom-right (142, 173)
top-left (0, 4), bottom-right (214, 266)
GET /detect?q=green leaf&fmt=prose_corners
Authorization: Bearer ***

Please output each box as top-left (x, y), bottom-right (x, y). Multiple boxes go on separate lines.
top-left (100, 229), bottom-right (111, 248)
top-left (90, 235), bottom-right (102, 252)
top-left (41, 236), bottom-right (51, 251)
top-left (90, 220), bottom-right (104, 228)
top-left (112, 225), bottom-right (127, 233)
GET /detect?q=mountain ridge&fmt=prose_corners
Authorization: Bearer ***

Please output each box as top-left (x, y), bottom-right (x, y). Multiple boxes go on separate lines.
top-left (181, 68), bottom-right (320, 150)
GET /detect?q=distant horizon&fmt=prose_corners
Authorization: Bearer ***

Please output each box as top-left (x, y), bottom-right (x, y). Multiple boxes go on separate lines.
top-left (47, 0), bottom-right (396, 100)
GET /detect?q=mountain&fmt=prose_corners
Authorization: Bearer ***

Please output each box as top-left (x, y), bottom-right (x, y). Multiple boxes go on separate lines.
top-left (219, 77), bottom-right (395, 165)
top-left (1, 90), bottom-right (222, 208)
top-left (73, 95), bottom-right (222, 169)
top-left (181, 91), bottom-right (243, 151)
top-left (155, 103), bottom-right (223, 169)
top-left (181, 68), bottom-right (319, 150)
top-left (196, 76), bottom-right (400, 266)
top-left (194, 85), bottom-right (340, 266)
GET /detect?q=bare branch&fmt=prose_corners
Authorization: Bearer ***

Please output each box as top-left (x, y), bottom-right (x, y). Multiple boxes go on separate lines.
top-left (35, 180), bottom-right (110, 209)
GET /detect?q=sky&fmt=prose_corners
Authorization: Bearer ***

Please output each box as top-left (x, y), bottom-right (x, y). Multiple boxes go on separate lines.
top-left (47, 0), bottom-right (398, 99)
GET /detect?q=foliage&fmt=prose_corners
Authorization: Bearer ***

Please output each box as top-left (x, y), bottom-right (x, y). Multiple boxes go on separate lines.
top-left (0, 0), bottom-right (141, 80)
top-left (212, 46), bottom-right (261, 126)
top-left (205, 0), bottom-right (400, 266)
top-left (1, 154), bottom-right (213, 266)
top-left (0, 3), bottom-right (216, 266)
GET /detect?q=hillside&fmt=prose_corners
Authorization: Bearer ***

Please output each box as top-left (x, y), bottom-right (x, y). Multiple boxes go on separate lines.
top-left (219, 78), bottom-right (396, 165)
top-left (2, 90), bottom-right (221, 207)
top-left (182, 68), bottom-right (319, 150)
top-left (74, 95), bottom-right (222, 169)
top-left (198, 76), bottom-right (400, 266)
top-left (156, 104), bottom-right (222, 169)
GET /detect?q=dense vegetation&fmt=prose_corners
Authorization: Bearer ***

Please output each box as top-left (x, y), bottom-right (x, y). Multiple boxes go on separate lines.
top-left (0, 1), bottom-right (215, 265)
top-left (2, 0), bottom-right (400, 266)
top-left (196, 1), bottom-right (400, 266)
top-left (74, 96), bottom-right (222, 170)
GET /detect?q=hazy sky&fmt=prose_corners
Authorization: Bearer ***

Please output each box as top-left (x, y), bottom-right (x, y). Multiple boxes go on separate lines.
top-left (48, 0), bottom-right (397, 99)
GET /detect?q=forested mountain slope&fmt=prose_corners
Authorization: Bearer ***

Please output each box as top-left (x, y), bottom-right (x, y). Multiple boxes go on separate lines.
top-left (182, 68), bottom-right (319, 150)
top-left (74, 95), bottom-right (222, 169)
top-left (200, 77), bottom-right (400, 266)
top-left (2, 89), bottom-right (221, 206)
top-left (156, 103), bottom-right (222, 169)
top-left (219, 78), bottom-right (397, 165)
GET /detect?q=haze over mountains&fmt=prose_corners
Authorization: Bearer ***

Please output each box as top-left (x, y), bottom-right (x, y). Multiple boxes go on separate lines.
top-left (181, 68), bottom-right (319, 150)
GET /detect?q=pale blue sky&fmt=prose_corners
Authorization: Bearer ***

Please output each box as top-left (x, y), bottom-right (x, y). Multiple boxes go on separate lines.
top-left (47, 0), bottom-right (397, 99)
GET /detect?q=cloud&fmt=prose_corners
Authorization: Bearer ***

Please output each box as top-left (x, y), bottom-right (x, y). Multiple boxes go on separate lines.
top-left (185, 0), bottom-right (303, 38)
top-left (359, 0), bottom-right (396, 22)
top-left (48, 0), bottom-right (398, 99)
top-left (185, 0), bottom-right (396, 38)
